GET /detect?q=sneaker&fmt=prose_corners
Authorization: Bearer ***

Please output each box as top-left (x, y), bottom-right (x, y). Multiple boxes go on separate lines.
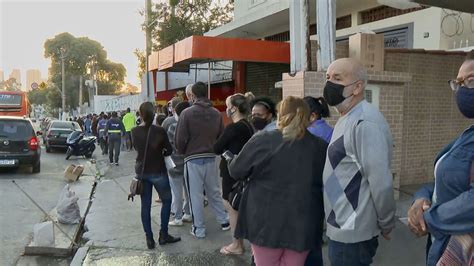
top-left (115, 162), bottom-right (119, 166)
top-left (182, 214), bottom-right (192, 223)
top-left (221, 222), bottom-right (231, 231)
top-left (168, 218), bottom-right (183, 226)
top-left (190, 229), bottom-right (205, 239)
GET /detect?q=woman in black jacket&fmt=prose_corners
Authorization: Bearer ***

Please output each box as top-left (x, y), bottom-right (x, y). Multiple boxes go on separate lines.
top-left (131, 102), bottom-right (181, 249)
top-left (214, 93), bottom-right (254, 255)
top-left (228, 96), bottom-right (327, 266)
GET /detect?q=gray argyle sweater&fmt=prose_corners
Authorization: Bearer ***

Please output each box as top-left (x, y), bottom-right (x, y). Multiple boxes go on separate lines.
top-left (323, 100), bottom-right (396, 243)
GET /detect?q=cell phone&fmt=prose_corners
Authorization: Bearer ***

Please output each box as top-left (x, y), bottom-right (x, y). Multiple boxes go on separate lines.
top-left (222, 150), bottom-right (234, 161)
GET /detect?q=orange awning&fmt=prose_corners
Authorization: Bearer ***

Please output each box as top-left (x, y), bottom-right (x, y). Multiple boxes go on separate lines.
top-left (148, 35), bottom-right (290, 72)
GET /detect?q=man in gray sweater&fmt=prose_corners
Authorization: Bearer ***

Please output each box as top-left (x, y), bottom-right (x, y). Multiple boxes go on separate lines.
top-left (322, 58), bottom-right (396, 265)
top-left (175, 82), bottom-right (229, 238)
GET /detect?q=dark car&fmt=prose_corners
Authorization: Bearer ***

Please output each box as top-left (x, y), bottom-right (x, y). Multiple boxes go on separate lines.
top-left (0, 116), bottom-right (41, 173)
top-left (44, 121), bottom-right (82, 153)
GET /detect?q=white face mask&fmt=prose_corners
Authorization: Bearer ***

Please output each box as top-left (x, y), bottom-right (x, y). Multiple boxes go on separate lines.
top-left (174, 113), bottom-right (179, 121)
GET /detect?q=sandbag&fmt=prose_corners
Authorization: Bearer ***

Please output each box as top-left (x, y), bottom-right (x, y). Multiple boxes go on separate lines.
top-left (33, 221), bottom-right (55, 246)
top-left (56, 184), bottom-right (81, 224)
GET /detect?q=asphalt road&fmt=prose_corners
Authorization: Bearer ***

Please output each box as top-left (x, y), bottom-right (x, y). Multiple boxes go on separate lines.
top-left (0, 128), bottom-right (92, 266)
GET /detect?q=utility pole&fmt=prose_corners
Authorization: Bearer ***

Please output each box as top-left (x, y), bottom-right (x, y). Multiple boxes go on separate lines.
top-left (289, 0), bottom-right (310, 73)
top-left (145, 0), bottom-right (152, 102)
top-left (59, 47), bottom-right (67, 120)
top-left (316, 0), bottom-right (336, 71)
top-left (79, 75), bottom-right (83, 115)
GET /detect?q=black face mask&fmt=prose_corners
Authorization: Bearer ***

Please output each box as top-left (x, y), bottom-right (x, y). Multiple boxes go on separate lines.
top-left (323, 80), bottom-right (353, 106)
top-left (456, 86), bottom-right (474, 118)
top-left (252, 117), bottom-right (268, 130)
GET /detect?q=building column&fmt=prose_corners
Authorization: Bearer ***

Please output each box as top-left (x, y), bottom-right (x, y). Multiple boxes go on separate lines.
top-left (289, 0), bottom-right (310, 73)
top-left (316, 0), bottom-right (336, 71)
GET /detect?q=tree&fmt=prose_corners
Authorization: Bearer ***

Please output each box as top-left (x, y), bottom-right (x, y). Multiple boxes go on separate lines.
top-left (120, 83), bottom-right (140, 94)
top-left (135, 0), bottom-right (234, 78)
top-left (0, 78), bottom-right (21, 91)
top-left (44, 32), bottom-right (126, 109)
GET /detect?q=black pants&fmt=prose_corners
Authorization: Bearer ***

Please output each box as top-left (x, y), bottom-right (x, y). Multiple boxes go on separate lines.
top-left (108, 134), bottom-right (121, 163)
top-left (100, 137), bottom-right (108, 155)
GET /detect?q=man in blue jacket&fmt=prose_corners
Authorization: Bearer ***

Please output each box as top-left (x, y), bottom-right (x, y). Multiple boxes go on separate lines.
top-left (104, 111), bottom-right (125, 165)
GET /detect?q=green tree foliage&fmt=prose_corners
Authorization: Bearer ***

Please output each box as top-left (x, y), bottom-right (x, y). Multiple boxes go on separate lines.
top-left (150, 0), bottom-right (234, 50)
top-left (0, 78), bottom-right (21, 91)
top-left (43, 32), bottom-right (126, 109)
top-left (135, 0), bottom-right (233, 77)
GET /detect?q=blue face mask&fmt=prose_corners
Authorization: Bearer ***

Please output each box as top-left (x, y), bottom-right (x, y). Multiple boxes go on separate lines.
top-left (456, 86), bottom-right (474, 118)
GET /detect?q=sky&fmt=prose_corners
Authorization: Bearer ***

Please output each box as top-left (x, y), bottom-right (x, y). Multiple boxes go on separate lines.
top-left (0, 0), bottom-right (147, 87)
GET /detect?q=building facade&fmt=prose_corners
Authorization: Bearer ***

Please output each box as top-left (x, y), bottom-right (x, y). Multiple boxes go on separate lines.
top-left (26, 69), bottom-right (42, 91)
top-left (207, 0), bottom-right (473, 51)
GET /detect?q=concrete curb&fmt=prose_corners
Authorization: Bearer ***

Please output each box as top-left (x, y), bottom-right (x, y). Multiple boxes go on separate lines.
top-left (70, 246), bottom-right (89, 266)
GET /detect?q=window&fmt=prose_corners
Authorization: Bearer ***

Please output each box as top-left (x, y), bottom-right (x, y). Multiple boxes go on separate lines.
top-left (365, 85), bottom-right (380, 109)
top-left (250, 0), bottom-right (267, 8)
top-left (360, 5), bottom-right (427, 24)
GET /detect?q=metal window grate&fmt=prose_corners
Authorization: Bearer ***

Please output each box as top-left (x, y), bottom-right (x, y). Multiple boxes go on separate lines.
top-left (336, 15), bottom-right (352, 30)
top-left (365, 90), bottom-right (373, 103)
top-left (360, 5), bottom-right (427, 24)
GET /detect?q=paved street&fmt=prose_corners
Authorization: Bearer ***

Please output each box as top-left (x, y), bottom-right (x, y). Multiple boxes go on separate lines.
top-left (0, 126), bottom-right (95, 266)
top-left (78, 151), bottom-right (428, 266)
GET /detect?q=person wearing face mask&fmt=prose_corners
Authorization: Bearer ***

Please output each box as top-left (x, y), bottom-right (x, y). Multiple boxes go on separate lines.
top-left (161, 98), bottom-right (182, 134)
top-left (214, 92), bottom-right (255, 256)
top-left (250, 97), bottom-right (277, 131)
top-left (303, 96), bottom-right (333, 143)
top-left (167, 100), bottom-right (193, 226)
top-left (408, 53), bottom-right (474, 266)
top-left (322, 58), bottom-right (396, 266)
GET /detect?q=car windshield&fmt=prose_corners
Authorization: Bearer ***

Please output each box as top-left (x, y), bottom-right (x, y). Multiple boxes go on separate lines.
top-left (0, 120), bottom-right (32, 139)
top-left (51, 121), bottom-right (81, 131)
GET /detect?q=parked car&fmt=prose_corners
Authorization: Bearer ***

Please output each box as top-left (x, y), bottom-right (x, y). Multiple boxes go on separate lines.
top-left (44, 121), bottom-right (82, 153)
top-left (0, 116), bottom-right (41, 173)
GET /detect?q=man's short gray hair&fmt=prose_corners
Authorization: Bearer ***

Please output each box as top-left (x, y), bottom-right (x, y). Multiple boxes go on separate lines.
top-left (185, 84), bottom-right (193, 95)
top-left (356, 67), bottom-right (368, 87)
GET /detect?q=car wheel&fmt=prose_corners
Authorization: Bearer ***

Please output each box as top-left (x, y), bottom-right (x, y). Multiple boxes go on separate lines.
top-left (32, 162), bottom-right (41, 173)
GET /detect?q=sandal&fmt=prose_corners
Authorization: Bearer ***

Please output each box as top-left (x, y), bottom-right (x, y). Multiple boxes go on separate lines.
top-left (220, 245), bottom-right (244, 255)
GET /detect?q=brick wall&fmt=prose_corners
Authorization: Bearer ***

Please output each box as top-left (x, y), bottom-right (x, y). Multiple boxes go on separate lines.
top-left (309, 41), bottom-right (350, 70)
top-left (300, 70), bottom-right (409, 195)
top-left (385, 51), bottom-right (471, 185)
top-left (283, 47), bottom-right (471, 186)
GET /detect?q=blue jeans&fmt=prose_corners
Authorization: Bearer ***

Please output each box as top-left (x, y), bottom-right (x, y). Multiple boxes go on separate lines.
top-left (328, 237), bottom-right (378, 266)
top-left (140, 173), bottom-right (172, 238)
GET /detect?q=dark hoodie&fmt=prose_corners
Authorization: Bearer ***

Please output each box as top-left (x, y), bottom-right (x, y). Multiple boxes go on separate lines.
top-left (175, 98), bottom-right (224, 160)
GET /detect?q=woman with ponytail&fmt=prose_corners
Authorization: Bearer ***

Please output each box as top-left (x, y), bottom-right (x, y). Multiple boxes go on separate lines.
top-left (303, 96), bottom-right (333, 143)
top-left (214, 92), bottom-right (255, 255)
top-left (131, 102), bottom-right (181, 249)
top-left (228, 96), bottom-right (328, 266)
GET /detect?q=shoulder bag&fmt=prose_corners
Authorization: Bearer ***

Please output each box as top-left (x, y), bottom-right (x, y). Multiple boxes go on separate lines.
top-left (228, 119), bottom-right (255, 211)
top-left (128, 126), bottom-right (152, 201)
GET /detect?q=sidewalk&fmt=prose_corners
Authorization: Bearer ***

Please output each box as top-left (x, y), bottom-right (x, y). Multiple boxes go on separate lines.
top-left (75, 150), bottom-right (429, 266)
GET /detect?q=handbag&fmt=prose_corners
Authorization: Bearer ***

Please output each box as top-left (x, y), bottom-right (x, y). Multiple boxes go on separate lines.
top-left (228, 179), bottom-right (248, 211)
top-left (128, 126), bottom-right (152, 201)
top-left (228, 119), bottom-right (255, 211)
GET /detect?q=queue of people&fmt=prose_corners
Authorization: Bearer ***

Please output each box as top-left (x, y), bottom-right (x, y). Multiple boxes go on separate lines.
top-left (105, 55), bottom-right (473, 266)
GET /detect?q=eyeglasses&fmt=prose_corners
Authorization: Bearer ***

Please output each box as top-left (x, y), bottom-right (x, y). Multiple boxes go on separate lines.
top-left (448, 76), bottom-right (474, 91)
